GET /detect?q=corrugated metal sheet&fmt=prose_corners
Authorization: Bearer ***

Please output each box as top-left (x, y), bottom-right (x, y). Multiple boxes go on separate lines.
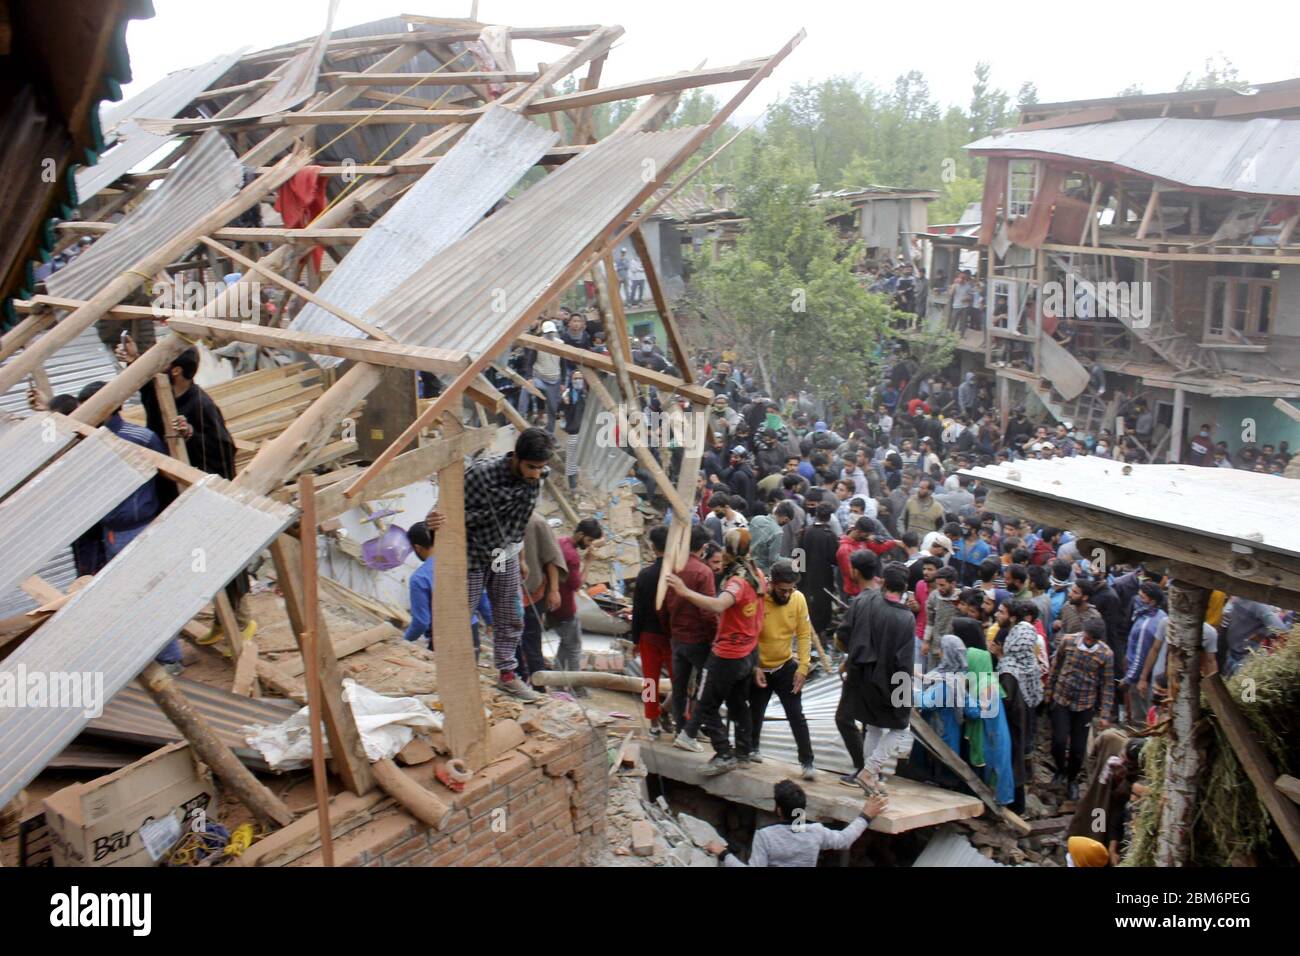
top-left (0, 429), bottom-right (155, 597)
top-left (967, 117), bottom-right (1300, 197)
top-left (0, 325), bottom-right (123, 420)
top-left (573, 371), bottom-right (637, 491)
top-left (0, 475), bottom-right (295, 809)
top-left (757, 671), bottom-right (862, 775)
top-left (290, 103), bottom-right (558, 361)
top-left (85, 677), bottom-right (298, 771)
top-left (360, 126), bottom-right (704, 358)
top-left (137, 1), bottom-right (338, 135)
top-left (0, 552), bottom-right (76, 619)
top-left (49, 130), bottom-right (242, 302)
top-left (314, 18), bottom-right (466, 171)
top-left (76, 50), bottom-right (244, 202)
top-left (913, 829), bottom-right (1005, 867)
top-left (0, 413), bottom-right (77, 499)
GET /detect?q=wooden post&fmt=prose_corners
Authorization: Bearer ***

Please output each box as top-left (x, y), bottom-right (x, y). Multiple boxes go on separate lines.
top-left (630, 227), bottom-right (693, 379)
top-left (1153, 582), bottom-right (1208, 867)
top-left (584, 371), bottom-right (691, 518)
top-left (269, 535), bottom-right (373, 795)
top-left (370, 758), bottom-right (454, 829)
top-left (656, 401), bottom-right (707, 609)
top-left (1203, 673), bottom-right (1300, 862)
top-left (139, 662), bottom-right (295, 828)
top-left (1170, 386), bottom-right (1185, 464)
top-left (1137, 188), bottom-right (1159, 240)
top-left (432, 415), bottom-right (490, 770)
top-left (151, 372), bottom-right (247, 660)
top-left (0, 149), bottom-right (306, 395)
top-left (297, 473), bottom-right (334, 866)
top-left (909, 711), bottom-right (1031, 835)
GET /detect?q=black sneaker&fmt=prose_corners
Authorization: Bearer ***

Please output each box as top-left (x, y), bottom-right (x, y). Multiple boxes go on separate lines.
top-left (701, 754), bottom-right (739, 777)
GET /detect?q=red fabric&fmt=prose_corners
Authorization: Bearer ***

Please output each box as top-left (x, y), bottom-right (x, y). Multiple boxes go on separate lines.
top-left (837, 536), bottom-right (870, 597)
top-left (555, 537), bottom-right (583, 620)
top-left (914, 578), bottom-right (930, 638)
top-left (1030, 538), bottom-right (1055, 567)
top-left (275, 166), bottom-right (328, 270)
top-left (1007, 164), bottom-right (1066, 249)
top-left (639, 633), bottom-right (674, 719)
top-left (715, 574), bottom-right (764, 659)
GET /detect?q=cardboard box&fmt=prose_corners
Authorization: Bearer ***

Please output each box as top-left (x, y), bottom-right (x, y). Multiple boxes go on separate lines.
top-left (43, 742), bottom-right (216, 867)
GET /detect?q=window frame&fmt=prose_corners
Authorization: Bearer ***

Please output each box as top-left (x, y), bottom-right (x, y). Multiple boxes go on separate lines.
top-left (1007, 160), bottom-right (1041, 219)
top-left (1204, 274), bottom-right (1278, 340)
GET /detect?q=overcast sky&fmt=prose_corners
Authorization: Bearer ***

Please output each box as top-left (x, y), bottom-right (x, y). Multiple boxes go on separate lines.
top-left (122, 0), bottom-right (1300, 121)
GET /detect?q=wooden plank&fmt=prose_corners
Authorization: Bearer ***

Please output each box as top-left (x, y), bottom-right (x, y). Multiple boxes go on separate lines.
top-left (231, 639), bottom-right (261, 697)
top-left (585, 371), bottom-right (691, 519)
top-left (1203, 673), bottom-right (1300, 861)
top-left (308, 425), bottom-right (494, 522)
top-left (334, 70), bottom-right (538, 85)
top-left (269, 535), bottom-right (374, 795)
top-left (657, 404), bottom-right (707, 609)
top-left (280, 623), bottom-right (399, 677)
top-left (630, 227), bottom-right (693, 379)
top-left (527, 60), bottom-right (762, 114)
top-left (1277, 775), bottom-right (1300, 805)
top-left (431, 415), bottom-right (489, 771)
top-left (909, 711), bottom-right (1031, 835)
top-left (297, 472), bottom-right (335, 866)
top-left (517, 333), bottom-right (712, 403)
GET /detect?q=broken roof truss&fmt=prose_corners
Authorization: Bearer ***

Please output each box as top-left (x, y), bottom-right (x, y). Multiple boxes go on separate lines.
top-left (0, 12), bottom-right (802, 840)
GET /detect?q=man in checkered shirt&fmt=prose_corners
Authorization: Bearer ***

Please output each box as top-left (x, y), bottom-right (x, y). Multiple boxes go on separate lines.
top-left (431, 427), bottom-right (555, 700)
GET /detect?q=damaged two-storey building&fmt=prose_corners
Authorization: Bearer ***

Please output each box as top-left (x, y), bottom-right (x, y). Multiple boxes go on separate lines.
top-left (932, 82), bottom-right (1300, 464)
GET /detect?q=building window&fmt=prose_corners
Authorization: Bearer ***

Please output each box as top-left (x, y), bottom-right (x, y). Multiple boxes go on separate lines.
top-left (1204, 275), bottom-right (1277, 339)
top-left (1007, 160), bottom-right (1039, 218)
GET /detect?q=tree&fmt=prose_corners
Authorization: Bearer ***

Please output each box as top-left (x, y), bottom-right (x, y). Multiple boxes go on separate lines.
top-left (1016, 81), bottom-right (1039, 108)
top-left (683, 140), bottom-right (895, 402)
top-left (969, 62), bottom-right (1011, 141)
top-left (1116, 83), bottom-right (1145, 97)
top-left (1178, 56), bottom-right (1249, 92)
top-left (928, 176), bottom-right (984, 225)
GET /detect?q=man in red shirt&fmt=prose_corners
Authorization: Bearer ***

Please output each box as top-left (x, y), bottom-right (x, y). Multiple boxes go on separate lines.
top-left (552, 518), bottom-right (604, 695)
top-left (665, 528), bottom-right (766, 777)
top-left (663, 524), bottom-right (719, 742)
top-left (837, 517), bottom-right (902, 598)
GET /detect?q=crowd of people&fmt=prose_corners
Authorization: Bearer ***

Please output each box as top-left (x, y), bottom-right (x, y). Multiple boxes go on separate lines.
top-left (613, 347), bottom-right (1294, 865)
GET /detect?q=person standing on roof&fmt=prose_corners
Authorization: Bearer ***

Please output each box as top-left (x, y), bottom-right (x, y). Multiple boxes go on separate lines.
top-left (427, 428), bottom-right (557, 701)
top-left (532, 320), bottom-right (565, 434)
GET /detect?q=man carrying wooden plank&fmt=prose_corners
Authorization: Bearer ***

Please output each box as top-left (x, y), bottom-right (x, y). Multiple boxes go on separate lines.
top-left (117, 337), bottom-right (254, 647)
top-left (427, 428), bottom-right (557, 701)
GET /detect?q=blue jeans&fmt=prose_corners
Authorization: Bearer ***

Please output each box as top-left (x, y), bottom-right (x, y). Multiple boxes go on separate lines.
top-left (534, 376), bottom-right (561, 433)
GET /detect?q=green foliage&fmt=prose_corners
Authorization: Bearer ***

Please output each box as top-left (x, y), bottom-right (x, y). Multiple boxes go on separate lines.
top-left (928, 176), bottom-right (984, 225)
top-left (1178, 56), bottom-right (1250, 92)
top-left (684, 141), bottom-right (894, 401)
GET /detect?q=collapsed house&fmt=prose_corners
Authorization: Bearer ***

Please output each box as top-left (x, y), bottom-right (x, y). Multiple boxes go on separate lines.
top-left (0, 10), bottom-right (821, 867)
top-left (916, 82), bottom-right (1300, 456)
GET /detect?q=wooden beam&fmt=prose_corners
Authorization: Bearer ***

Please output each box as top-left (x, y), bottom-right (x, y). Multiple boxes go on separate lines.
top-left (657, 402), bottom-right (707, 609)
top-left (307, 425), bottom-right (495, 522)
top-left (269, 535), bottom-right (374, 795)
top-left (909, 711), bottom-right (1031, 835)
top-left (630, 227), bottom-right (693, 379)
top-left (0, 148), bottom-right (308, 395)
top-left (430, 415), bottom-right (489, 770)
top-left (1277, 775), bottom-right (1300, 805)
top-left (139, 663), bottom-right (294, 828)
top-left (334, 70), bottom-right (538, 86)
top-left (584, 371), bottom-right (691, 519)
top-left (518, 333), bottom-right (712, 404)
top-left (0, 310), bottom-right (55, 363)
top-left (527, 60), bottom-right (763, 115)
top-left (1153, 582), bottom-right (1208, 867)
top-left (297, 473), bottom-right (335, 866)
top-left (164, 315), bottom-right (471, 374)
top-left (1203, 673), bottom-right (1300, 861)
top-left (369, 758), bottom-right (454, 829)
top-left (57, 221), bottom-right (369, 242)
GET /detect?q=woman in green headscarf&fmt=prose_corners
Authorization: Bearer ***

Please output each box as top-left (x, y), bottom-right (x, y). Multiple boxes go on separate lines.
top-left (965, 645), bottom-right (1016, 805)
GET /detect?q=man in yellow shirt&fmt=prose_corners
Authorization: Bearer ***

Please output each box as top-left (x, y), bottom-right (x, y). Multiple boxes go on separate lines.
top-left (749, 559), bottom-right (817, 780)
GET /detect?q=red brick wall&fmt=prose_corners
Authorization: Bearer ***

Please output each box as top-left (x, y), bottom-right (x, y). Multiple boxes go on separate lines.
top-left (296, 725), bottom-right (608, 867)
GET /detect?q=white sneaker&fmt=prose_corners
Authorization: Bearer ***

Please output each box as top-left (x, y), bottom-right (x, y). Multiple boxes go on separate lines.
top-left (672, 731), bottom-right (703, 753)
top-left (497, 676), bottom-right (542, 702)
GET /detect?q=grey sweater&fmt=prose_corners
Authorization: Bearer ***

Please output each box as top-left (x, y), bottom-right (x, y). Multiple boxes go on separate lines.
top-left (723, 815), bottom-right (870, 867)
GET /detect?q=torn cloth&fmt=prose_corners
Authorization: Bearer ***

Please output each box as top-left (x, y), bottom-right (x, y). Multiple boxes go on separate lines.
top-left (275, 166), bottom-right (328, 270)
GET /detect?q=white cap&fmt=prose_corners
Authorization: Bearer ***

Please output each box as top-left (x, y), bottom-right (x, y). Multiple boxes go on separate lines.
top-left (541, 320), bottom-right (558, 334)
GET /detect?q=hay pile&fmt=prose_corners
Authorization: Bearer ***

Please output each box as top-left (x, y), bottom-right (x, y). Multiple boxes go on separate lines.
top-left (1126, 631), bottom-right (1299, 866)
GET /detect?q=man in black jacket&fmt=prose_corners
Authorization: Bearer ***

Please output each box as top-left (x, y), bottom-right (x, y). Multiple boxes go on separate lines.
top-left (631, 525), bottom-right (675, 736)
top-left (834, 556), bottom-right (916, 792)
top-left (722, 446), bottom-right (758, 514)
